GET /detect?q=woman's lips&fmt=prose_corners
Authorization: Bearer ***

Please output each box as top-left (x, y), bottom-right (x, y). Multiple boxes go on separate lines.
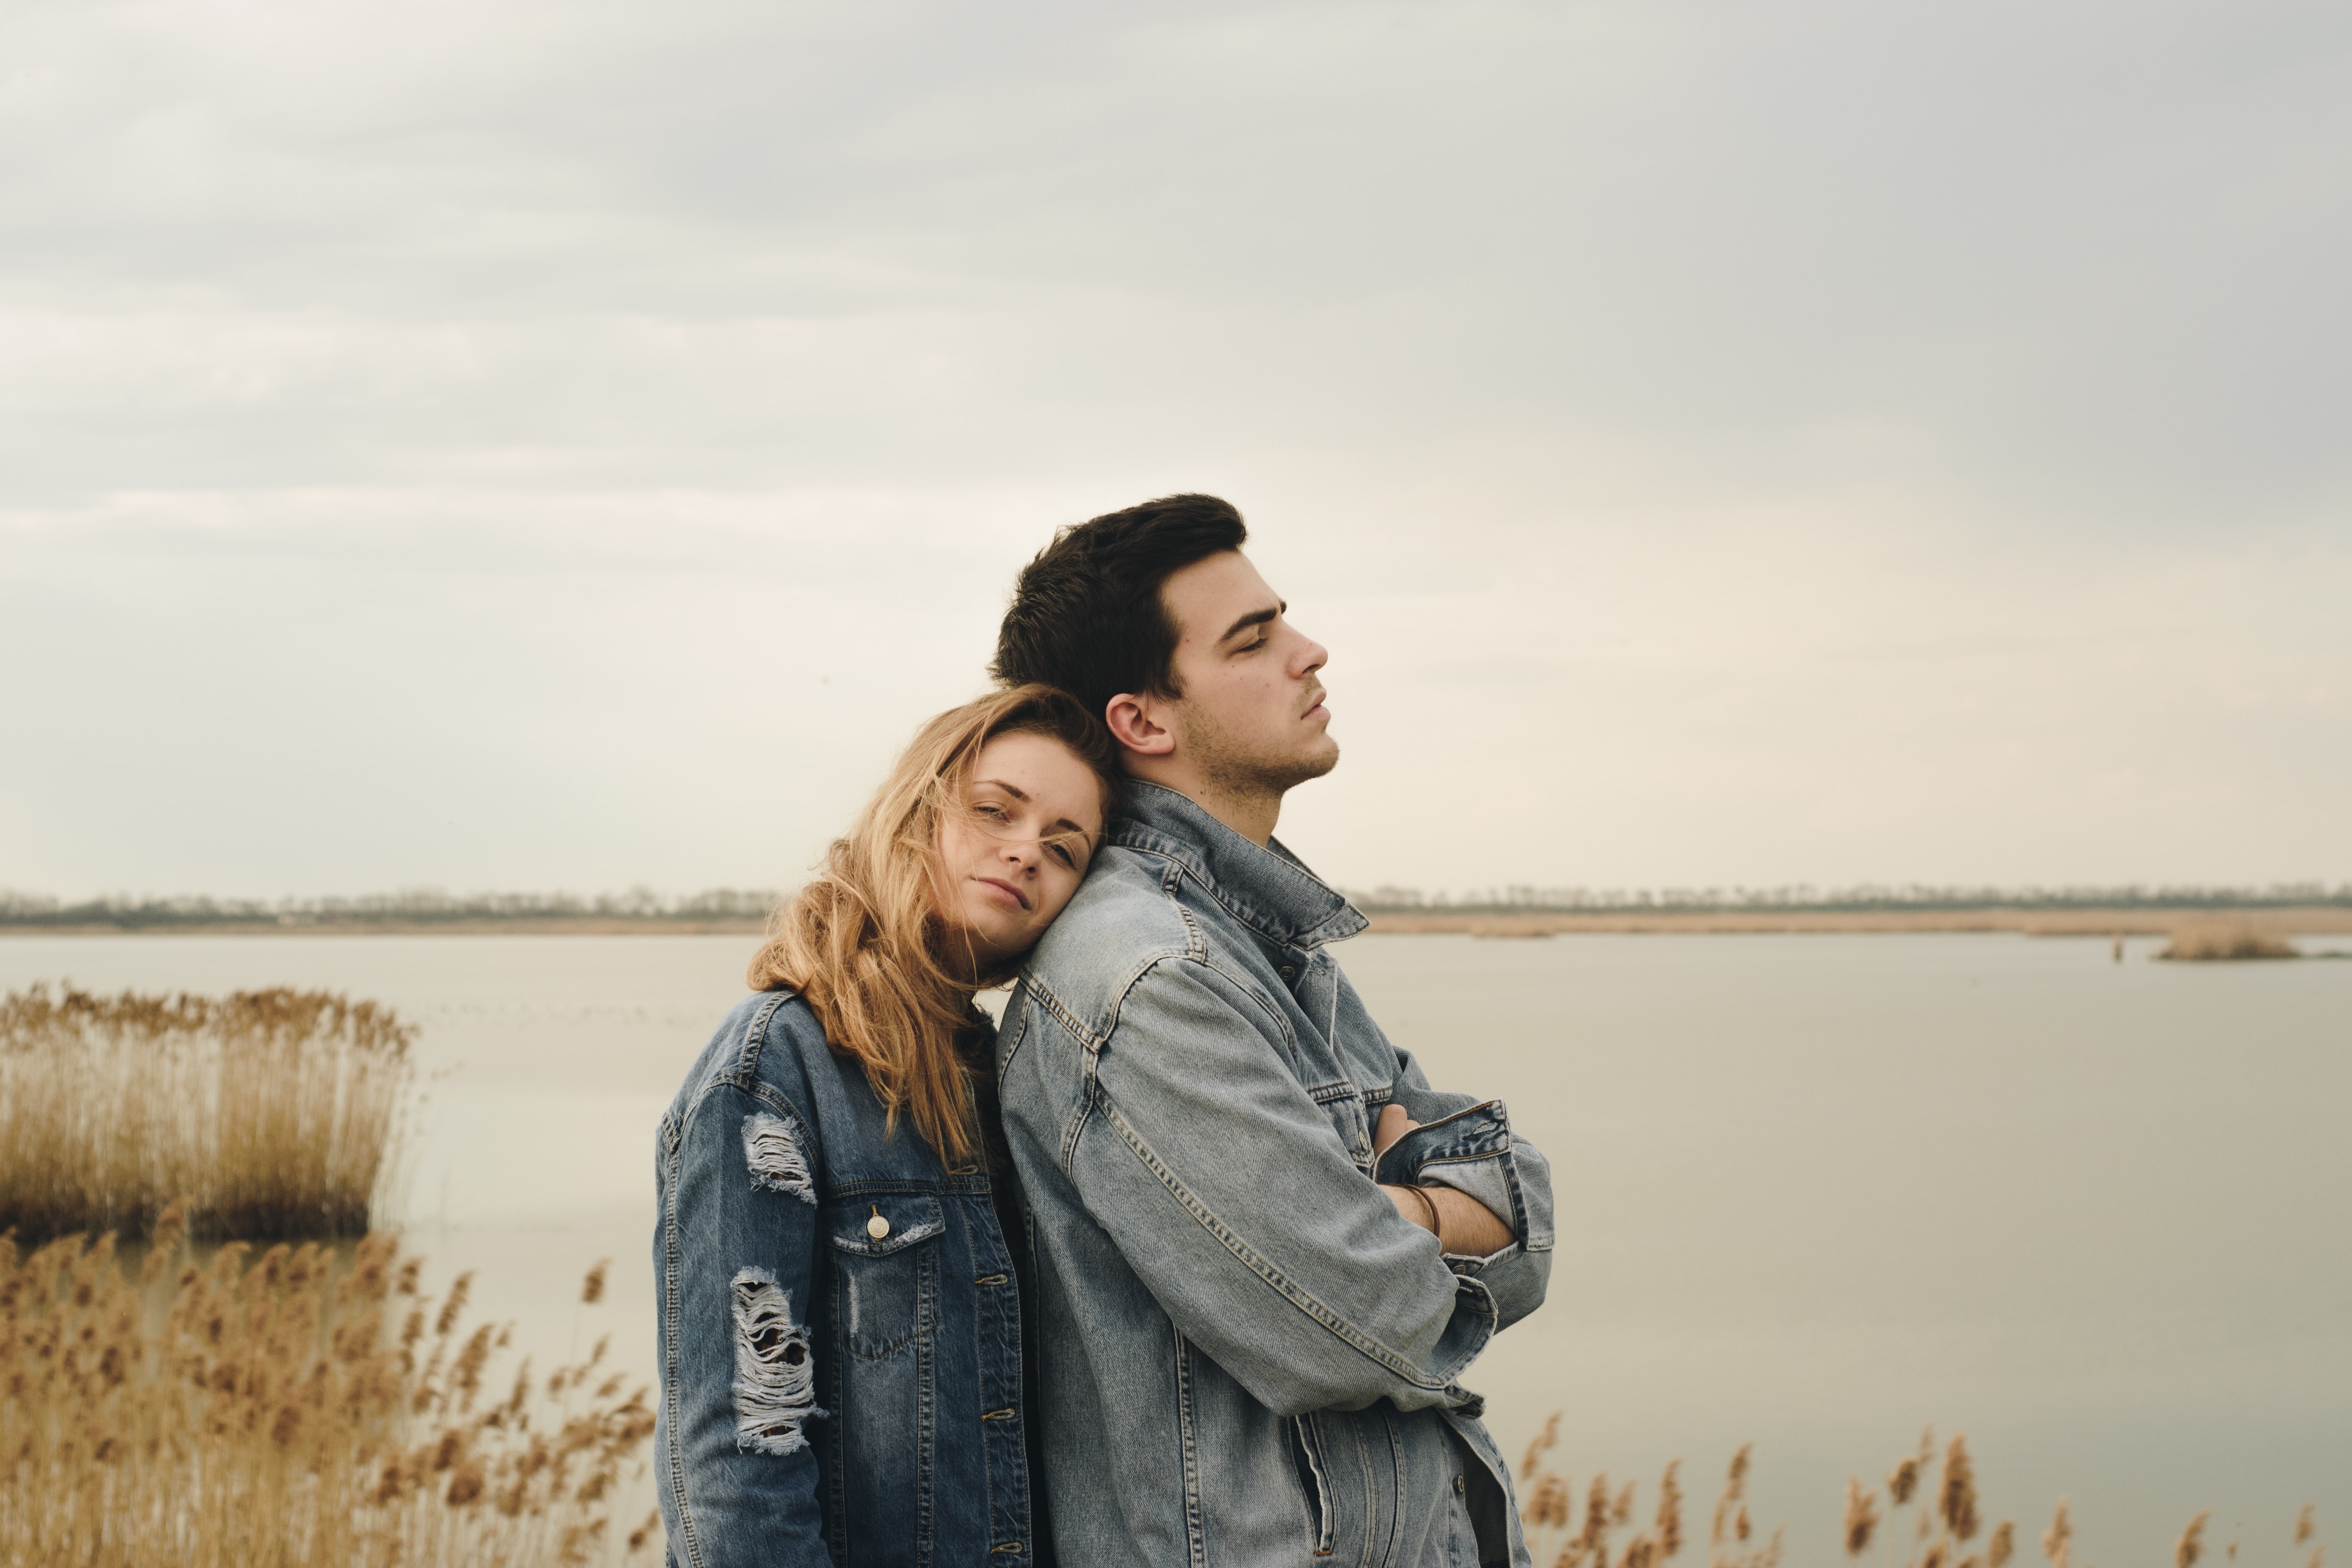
top-left (975, 876), bottom-right (1031, 912)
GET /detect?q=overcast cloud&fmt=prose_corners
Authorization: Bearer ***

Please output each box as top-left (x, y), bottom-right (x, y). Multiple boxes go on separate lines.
top-left (3, 0), bottom-right (2347, 899)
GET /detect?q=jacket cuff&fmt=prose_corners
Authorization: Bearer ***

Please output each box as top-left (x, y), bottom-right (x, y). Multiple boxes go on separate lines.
top-left (1385, 1270), bottom-right (1500, 1411)
top-left (1374, 1099), bottom-right (1532, 1246)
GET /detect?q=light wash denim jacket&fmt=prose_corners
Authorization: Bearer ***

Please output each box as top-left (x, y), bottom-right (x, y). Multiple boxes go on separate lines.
top-left (998, 781), bottom-right (1555, 1566)
top-left (652, 989), bottom-right (1040, 1567)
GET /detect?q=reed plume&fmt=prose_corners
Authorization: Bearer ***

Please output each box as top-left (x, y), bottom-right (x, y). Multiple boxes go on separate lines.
top-left (2044, 1498), bottom-right (2073, 1568)
top-left (1522, 1454), bottom-right (1689, 1568)
top-left (0, 1217), bottom-right (654, 1566)
top-left (1524, 1411), bottom-right (1562, 1481)
top-left (1584, 1474), bottom-right (1615, 1560)
top-left (1656, 1460), bottom-right (1683, 1557)
top-left (2178, 1511), bottom-right (2213, 1568)
top-left (1844, 1478), bottom-right (1880, 1556)
top-left (1711, 1444), bottom-right (1752, 1549)
top-left (1941, 1434), bottom-right (1980, 1541)
top-left (1529, 1473), bottom-right (1572, 1531)
top-left (0, 984), bottom-right (412, 1241)
top-left (1513, 1431), bottom-right (2302, 1568)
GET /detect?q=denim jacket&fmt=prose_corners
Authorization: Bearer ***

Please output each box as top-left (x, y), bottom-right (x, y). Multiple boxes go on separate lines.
top-left (998, 781), bottom-right (1555, 1566)
top-left (652, 989), bottom-right (1039, 1567)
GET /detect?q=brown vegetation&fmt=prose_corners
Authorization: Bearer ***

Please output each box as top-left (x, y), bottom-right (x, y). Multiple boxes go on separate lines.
top-left (1515, 1422), bottom-right (2323, 1568)
top-left (2156, 924), bottom-right (2300, 962)
top-left (0, 986), bottom-right (411, 1241)
top-left (0, 1205), bottom-right (655, 1567)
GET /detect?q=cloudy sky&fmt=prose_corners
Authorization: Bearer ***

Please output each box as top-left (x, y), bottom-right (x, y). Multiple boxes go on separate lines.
top-left (3, 0), bottom-right (2346, 901)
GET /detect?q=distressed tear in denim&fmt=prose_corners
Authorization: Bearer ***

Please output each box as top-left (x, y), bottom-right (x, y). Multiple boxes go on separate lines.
top-left (729, 1266), bottom-right (824, 1456)
top-left (742, 1111), bottom-right (817, 1204)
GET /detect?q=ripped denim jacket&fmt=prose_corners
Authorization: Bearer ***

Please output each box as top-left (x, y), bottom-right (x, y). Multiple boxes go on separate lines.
top-left (652, 989), bottom-right (1038, 1568)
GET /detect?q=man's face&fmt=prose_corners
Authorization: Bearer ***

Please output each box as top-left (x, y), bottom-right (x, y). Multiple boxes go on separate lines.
top-left (1158, 550), bottom-right (1338, 795)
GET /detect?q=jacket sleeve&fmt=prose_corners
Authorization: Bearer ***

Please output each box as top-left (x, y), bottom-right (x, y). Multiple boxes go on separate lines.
top-left (1045, 955), bottom-right (1500, 1417)
top-left (654, 1079), bottom-right (830, 1567)
top-left (1378, 1047), bottom-right (1555, 1334)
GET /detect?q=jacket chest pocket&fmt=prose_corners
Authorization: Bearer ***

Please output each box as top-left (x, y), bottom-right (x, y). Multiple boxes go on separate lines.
top-left (826, 1195), bottom-right (945, 1361)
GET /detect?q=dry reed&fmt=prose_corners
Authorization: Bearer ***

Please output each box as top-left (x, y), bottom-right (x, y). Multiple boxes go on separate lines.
top-left (1519, 1423), bottom-right (2323, 1568)
top-left (2044, 1498), bottom-right (2072, 1568)
top-left (2156, 924), bottom-right (2300, 962)
top-left (2179, 1512), bottom-right (2213, 1568)
top-left (0, 985), bottom-right (412, 1240)
top-left (1846, 1478), bottom-right (1881, 1556)
top-left (0, 1204), bottom-right (655, 1566)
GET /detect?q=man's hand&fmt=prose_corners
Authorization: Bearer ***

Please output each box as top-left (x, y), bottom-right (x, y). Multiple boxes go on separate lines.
top-left (1374, 1103), bottom-right (1515, 1258)
top-left (1373, 1101), bottom-right (1420, 1162)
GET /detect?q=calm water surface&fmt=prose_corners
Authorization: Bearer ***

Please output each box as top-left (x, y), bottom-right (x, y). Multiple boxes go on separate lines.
top-left (5, 931), bottom-right (2345, 1560)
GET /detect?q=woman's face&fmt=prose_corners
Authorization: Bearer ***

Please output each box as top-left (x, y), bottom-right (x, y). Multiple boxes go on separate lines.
top-left (935, 730), bottom-right (1107, 968)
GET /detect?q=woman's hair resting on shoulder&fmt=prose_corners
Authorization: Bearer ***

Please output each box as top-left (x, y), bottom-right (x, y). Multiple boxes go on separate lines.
top-left (747, 683), bottom-right (1120, 1164)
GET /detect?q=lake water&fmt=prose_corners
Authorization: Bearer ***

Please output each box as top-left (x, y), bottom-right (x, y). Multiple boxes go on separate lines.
top-left (4, 931), bottom-right (2346, 1562)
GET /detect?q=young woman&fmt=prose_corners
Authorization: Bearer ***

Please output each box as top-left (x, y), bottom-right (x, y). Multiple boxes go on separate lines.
top-left (652, 684), bottom-right (1117, 1568)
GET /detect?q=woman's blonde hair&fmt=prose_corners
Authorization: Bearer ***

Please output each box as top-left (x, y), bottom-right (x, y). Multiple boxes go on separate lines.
top-left (746, 684), bottom-right (1121, 1164)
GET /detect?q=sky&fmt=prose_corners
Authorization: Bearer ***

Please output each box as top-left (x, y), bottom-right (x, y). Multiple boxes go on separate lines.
top-left (3, 0), bottom-right (2347, 901)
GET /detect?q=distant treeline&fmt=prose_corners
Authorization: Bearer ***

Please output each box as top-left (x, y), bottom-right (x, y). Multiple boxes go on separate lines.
top-left (0, 886), bottom-right (777, 930)
top-left (6, 881), bottom-right (2349, 930)
top-left (1341, 881), bottom-right (2352, 915)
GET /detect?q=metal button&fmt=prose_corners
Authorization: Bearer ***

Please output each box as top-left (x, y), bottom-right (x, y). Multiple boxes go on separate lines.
top-left (867, 1210), bottom-right (890, 1240)
top-left (1454, 1474), bottom-right (1466, 1494)
top-left (1280, 965), bottom-right (1296, 981)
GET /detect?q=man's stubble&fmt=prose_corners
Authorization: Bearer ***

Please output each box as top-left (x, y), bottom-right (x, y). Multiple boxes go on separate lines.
top-left (1178, 694), bottom-right (1340, 804)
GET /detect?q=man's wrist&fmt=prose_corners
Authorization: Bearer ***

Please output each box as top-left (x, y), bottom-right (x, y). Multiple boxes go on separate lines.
top-left (1380, 1182), bottom-right (1442, 1235)
top-left (1404, 1183), bottom-right (1440, 1234)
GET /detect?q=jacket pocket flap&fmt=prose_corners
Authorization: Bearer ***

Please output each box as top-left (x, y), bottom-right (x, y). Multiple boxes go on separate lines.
top-left (826, 1194), bottom-right (946, 1257)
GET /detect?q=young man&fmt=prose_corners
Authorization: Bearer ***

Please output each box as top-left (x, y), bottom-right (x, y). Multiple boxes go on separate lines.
top-left (990, 494), bottom-right (1554, 1566)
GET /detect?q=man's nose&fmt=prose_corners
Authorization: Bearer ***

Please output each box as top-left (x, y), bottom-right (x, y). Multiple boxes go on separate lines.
top-left (1292, 632), bottom-right (1328, 678)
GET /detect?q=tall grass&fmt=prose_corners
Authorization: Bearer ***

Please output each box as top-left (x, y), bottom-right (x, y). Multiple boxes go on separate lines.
top-left (1516, 1421), bottom-right (2325, 1568)
top-left (0, 985), bottom-right (412, 1240)
top-left (0, 1204), bottom-right (657, 1567)
top-left (2156, 923), bottom-right (2301, 962)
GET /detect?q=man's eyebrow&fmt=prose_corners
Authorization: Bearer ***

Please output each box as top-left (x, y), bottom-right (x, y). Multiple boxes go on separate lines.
top-left (1217, 602), bottom-right (1285, 644)
top-left (974, 779), bottom-right (1028, 801)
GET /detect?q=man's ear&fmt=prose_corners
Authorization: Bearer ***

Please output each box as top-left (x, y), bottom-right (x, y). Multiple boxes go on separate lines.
top-left (1104, 693), bottom-right (1176, 759)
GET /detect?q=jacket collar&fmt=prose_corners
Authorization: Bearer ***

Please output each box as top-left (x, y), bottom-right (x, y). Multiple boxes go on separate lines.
top-left (1108, 779), bottom-right (1367, 950)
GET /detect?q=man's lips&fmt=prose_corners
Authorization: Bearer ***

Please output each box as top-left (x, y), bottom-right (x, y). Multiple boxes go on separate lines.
top-left (975, 876), bottom-right (1031, 912)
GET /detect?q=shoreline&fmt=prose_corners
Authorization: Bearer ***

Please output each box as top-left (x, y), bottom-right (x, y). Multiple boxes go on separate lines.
top-left (6, 906), bottom-right (2350, 939)
top-left (1365, 905), bottom-right (2352, 937)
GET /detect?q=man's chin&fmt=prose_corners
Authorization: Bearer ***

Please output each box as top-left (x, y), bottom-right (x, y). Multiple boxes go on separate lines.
top-left (1273, 738), bottom-right (1340, 792)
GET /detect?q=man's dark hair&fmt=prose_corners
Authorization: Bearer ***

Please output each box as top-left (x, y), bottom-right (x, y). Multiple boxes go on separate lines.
top-left (991, 493), bottom-right (1248, 720)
